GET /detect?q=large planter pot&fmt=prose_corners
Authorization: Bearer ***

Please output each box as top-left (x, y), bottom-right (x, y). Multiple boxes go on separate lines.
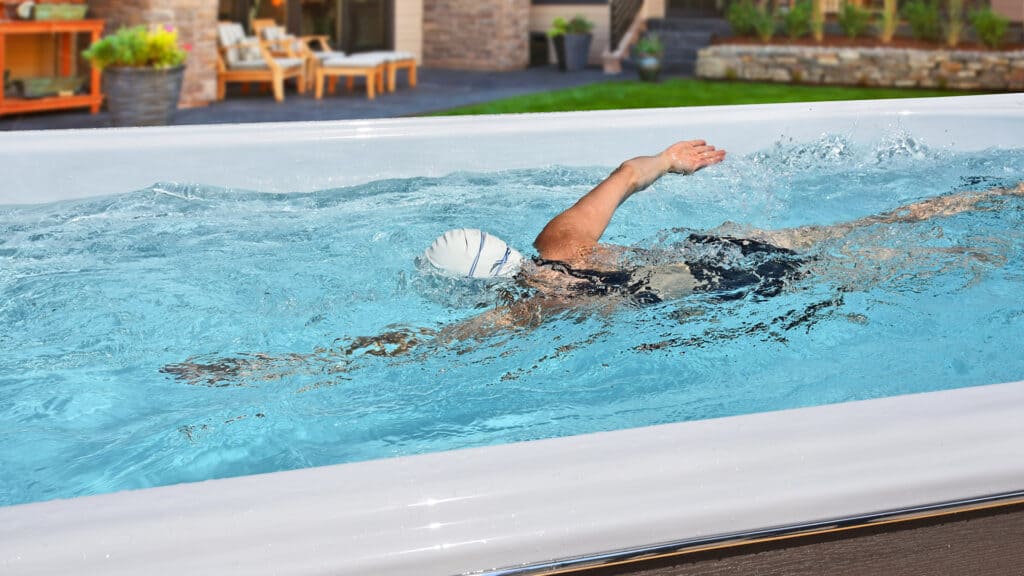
top-left (561, 33), bottom-right (592, 72)
top-left (103, 65), bottom-right (184, 127)
top-left (637, 55), bottom-right (662, 82)
top-left (552, 35), bottom-right (567, 71)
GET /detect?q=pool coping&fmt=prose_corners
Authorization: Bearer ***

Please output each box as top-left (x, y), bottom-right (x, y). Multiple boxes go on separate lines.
top-left (1, 380), bottom-right (1023, 575)
top-left (1, 94), bottom-right (1023, 575)
top-left (2, 92), bottom-right (1024, 205)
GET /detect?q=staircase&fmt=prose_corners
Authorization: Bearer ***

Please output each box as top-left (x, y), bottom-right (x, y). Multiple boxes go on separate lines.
top-left (643, 17), bottom-right (731, 75)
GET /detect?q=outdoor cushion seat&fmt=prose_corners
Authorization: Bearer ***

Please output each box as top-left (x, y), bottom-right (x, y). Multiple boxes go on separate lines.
top-left (349, 51), bottom-right (418, 92)
top-left (229, 57), bottom-right (305, 71)
top-left (355, 50), bottom-right (415, 62)
top-left (321, 54), bottom-right (390, 68)
top-left (315, 54), bottom-right (389, 100)
top-left (312, 51), bottom-right (347, 62)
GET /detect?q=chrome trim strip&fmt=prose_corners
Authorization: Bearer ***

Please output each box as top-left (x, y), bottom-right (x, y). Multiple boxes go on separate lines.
top-left (484, 491), bottom-right (1024, 575)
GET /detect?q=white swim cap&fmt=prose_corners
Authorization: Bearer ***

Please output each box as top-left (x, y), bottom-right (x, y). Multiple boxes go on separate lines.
top-left (422, 228), bottom-right (524, 279)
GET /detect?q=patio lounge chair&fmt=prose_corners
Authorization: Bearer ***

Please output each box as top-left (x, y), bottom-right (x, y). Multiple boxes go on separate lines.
top-left (215, 22), bottom-right (305, 102)
top-left (251, 19), bottom-right (347, 64)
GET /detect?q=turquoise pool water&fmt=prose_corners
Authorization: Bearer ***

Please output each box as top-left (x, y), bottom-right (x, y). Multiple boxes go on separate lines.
top-left (2, 133), bottom-right (1023, 507)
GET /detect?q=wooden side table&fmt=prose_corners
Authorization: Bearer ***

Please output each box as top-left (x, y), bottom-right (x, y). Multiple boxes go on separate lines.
top-left (0, 19), bottom-right (105, 117)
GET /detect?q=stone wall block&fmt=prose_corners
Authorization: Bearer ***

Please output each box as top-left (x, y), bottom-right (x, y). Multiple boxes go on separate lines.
top-left (424, 0), bottom-right (530, 70)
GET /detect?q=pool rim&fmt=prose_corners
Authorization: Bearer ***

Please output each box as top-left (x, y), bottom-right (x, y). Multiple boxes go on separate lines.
top-left (1, 94), bottom-right (1022, 575)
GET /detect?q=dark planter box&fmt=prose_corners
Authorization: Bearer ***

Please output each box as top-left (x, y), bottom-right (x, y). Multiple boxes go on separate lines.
top-left (104, 66), bottom-right (184, 127)
top-left (552, 34), bottom-right (566, 71)
top-left (562, 33), bottom-right (592, 72)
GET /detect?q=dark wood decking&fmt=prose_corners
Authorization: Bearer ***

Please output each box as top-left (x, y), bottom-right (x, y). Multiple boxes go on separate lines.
top-left (540, 499), bottom-right (1024, 576)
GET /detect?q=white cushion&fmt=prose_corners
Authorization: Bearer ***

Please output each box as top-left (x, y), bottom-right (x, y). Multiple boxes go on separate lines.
top-left (227, 57), bottom-right (304, 71)
top-left (356, 50), bottom-right (416, 62)
top-left (314, 51), bottom-right (347, 61)
top-left (218, 23), bottom-right (264, 66)
top-left (322, 54), bottom-right (389, 68)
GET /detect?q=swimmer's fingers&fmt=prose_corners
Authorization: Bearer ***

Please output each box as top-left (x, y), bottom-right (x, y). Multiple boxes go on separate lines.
top-left (662, 140), bottom-right (727, 174)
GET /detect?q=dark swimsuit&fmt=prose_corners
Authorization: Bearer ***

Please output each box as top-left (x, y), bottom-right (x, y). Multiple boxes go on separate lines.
top-left (533, 234), bottom-right (806, 305)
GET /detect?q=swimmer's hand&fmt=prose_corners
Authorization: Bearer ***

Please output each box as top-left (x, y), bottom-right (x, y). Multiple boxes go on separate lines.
top-left (660, 140), bottom-right (726, 175)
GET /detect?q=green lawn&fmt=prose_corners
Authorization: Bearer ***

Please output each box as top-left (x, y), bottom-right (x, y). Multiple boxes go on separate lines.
top-left (430, 79), bottom-right (983, 116)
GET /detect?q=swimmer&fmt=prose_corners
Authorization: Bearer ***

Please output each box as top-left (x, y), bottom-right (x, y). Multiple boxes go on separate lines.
top-left (162, 139), bottom-right (1023, 384)
top-left (421, 139), bottom-right (1023, 341)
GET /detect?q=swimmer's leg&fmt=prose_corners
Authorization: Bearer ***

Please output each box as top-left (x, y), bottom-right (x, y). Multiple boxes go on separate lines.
top-left (754, 182), bottom-right (1023, 251)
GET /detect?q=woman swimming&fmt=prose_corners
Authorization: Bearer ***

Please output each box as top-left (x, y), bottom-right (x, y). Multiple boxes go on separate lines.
top-left (162, 139), bottom-right (1023, 384)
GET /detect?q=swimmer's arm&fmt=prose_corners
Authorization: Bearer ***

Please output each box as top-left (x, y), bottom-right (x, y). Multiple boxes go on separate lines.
top-left (533, 140), bottom-right (726, 262)
top-left (437, 296), bottom-right (569, 343)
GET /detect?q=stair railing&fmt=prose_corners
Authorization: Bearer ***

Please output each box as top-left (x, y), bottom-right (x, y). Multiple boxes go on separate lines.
top-left (610, 0), bottom-right (644, 49)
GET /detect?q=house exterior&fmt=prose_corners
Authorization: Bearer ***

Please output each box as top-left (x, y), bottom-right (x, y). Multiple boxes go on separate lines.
top-left (79, 0), bottom-right (671, 107)
top-left (7, 0), bottom-right (1024, 110)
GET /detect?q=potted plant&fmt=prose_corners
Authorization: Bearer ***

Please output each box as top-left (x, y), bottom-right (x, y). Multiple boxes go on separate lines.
top-left (548, 15), bottom-right (594, 72)
top-left (82, 25), bottom-right (189, 127)
top-left (634, 34), bottom-right (663, 82)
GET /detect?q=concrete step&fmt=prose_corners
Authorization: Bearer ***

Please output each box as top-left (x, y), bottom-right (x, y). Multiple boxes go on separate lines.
top-left (647, 17), bottom-right (731, 35)
top-left (638, 17), bottom-right (729, 77)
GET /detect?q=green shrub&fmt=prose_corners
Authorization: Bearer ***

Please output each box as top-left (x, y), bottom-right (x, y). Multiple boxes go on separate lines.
top-left (727, 0), bottom-right (760, 37)
top-left (838, 1), bottom-right (872, 38)
top-left (635, 34), bottom-right (664, 56)
top-left (970, 7), bottom-right (1010, 49)
top-left (902, 0), bottom-right (942, 42)
top-left (547, 17), bottom-right (568, 37)
top-left (566, 15), bottom-right (594, 34)
top-left (82, 25), bottom-right (188, 69)
top-left (751, 5), bottom-right (777, 41)
top-left (782, 0), bottom-right (813, 39)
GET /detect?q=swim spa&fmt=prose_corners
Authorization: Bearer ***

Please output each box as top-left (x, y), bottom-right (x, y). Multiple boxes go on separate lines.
top-left (1, 95), bottom-right (1023, 574)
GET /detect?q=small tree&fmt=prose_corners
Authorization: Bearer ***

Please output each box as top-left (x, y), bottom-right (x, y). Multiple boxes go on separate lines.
top-left (945, 0), bottom-right (964, 47)
top-left (811, 0), bottom-right (825, 42)
top-left (879, 0), bottom-right (899, 43)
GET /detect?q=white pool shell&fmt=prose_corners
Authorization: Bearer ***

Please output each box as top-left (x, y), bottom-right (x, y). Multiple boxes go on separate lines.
top-left (1, 95), bottom-right (1023, 575)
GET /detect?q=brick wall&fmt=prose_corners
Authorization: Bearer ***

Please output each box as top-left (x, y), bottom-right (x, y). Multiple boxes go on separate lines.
top-left (88, 0), bottom-right (218, 108)
top-left (423, 0), bottom-right (530, 70)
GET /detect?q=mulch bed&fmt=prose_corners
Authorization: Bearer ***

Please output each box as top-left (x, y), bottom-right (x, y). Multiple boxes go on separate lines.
top-left (711, 35), bottom-right (1024, 52)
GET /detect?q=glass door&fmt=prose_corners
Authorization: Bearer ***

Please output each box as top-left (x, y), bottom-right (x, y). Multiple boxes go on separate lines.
top-left (301, 0), bottom-right (341, 46)
top-left (341, 0), bottom-right (392, 53)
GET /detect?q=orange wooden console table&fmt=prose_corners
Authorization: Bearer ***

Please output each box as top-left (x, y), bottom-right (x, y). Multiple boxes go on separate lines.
top-left (0, 19), bottom-right (104, 116)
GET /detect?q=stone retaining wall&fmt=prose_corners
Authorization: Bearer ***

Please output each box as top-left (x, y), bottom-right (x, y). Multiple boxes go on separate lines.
top-left (696, 44), bottom-right (1024, 90)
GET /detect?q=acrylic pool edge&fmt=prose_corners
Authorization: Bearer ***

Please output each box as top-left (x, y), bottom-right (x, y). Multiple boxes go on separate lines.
top-left (1, 93), bottom-right (1023, 205)
top-left (0, 94), bottom-right (1022, 575)
top-left (1, 381), bottom-right (1023, 575)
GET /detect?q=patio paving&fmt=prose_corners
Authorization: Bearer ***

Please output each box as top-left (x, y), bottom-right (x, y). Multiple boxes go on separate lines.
top-left (0, 66), bottom-right (623, 131)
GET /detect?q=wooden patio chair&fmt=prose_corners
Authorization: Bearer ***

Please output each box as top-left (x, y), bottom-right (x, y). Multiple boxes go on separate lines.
top-left (215, 22), bottom-right (306, 102)
top-left (256, 23), bottom-right (319, 88)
